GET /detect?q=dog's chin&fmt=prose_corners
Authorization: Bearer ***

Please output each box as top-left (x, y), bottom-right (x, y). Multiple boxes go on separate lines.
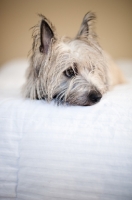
top-left (54, 98), bottom-right (100, 106)
top-left (53, 93), bottom-right (102, 106)
top-left (53, 99), bottom-right (100, 106)
top-left (65, 95), bottom-right (102, 106)
top-left (65, 101), bottom-right (99, 106)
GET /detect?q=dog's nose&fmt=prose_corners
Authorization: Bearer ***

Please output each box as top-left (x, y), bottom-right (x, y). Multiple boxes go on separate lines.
top-left (88, 90), bottom-right (102, 104)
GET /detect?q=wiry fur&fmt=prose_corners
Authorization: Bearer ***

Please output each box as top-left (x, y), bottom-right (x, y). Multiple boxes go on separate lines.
top-left (23, 12), bottom-right (125, 106)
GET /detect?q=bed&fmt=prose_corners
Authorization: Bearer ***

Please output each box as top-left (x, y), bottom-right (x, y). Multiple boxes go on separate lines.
top-left (0, 59), bottom-right (132, 200)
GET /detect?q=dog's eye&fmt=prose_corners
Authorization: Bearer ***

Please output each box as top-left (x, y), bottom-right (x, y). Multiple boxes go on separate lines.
top-left (64, 64), bottom-right (78, 78)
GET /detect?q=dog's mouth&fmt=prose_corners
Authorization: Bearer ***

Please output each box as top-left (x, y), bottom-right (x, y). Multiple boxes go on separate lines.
top-left (53, 90), bottom-right (102, 106)
top-left (53, 94), bottom-right (65, 105)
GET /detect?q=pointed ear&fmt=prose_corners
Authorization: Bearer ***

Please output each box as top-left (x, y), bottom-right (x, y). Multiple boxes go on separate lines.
top-left (39, 16), bottom-right (55, 54)
top-left (76, 12), bottom-right (96, 39)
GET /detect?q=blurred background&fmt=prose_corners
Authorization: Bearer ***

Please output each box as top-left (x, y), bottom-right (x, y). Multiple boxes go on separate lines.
top-left (0, 0), bottom-right (132, 66)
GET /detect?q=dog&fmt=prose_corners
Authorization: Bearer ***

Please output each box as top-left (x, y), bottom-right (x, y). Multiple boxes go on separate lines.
top-left (23, 12), bottom-right (125, 106)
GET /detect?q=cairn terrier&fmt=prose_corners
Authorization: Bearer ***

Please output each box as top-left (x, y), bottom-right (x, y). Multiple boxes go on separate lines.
top-left (23, 12), bottom-right (125, 106)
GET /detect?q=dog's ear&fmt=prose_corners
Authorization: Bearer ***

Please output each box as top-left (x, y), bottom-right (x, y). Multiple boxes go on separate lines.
top-left (76, 12), bottom-right (96, 39)
top-left (39, 16), bottom-right (55, 54)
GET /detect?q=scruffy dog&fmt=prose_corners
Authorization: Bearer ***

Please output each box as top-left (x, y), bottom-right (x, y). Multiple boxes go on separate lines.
top-left (23, 12), bottom-right (125, 106)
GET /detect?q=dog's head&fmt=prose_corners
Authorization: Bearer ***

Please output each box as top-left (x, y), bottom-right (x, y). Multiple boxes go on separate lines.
top-left (24, 12), bottom-right (109, 106)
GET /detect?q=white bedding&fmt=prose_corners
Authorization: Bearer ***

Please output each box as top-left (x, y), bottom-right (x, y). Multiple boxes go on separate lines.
top-left (0, 60), bottom-right (132, 200)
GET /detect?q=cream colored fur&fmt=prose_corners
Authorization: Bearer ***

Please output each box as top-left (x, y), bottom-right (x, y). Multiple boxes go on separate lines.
top-left (23, 12), bottom-right (125, 106)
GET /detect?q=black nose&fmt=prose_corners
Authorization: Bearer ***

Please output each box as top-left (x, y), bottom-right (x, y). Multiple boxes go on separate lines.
top-left (88, 90), bottom-right (102, 104)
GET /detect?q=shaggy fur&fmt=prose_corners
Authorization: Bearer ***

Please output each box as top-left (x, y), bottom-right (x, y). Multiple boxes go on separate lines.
top-left (23, 12), bottom-right (125, 106)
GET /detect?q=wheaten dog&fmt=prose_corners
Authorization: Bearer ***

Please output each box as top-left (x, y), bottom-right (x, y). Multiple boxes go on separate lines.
top-left (23, 12), bottom-right (125, 106)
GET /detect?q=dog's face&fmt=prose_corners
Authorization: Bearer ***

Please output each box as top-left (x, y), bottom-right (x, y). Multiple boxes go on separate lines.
top-left (24, 12), bottom-right (109, 106)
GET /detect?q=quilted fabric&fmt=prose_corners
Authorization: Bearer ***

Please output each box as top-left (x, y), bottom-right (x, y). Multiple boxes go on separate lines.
top-left (0, 60), bottom-right (132, 200)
